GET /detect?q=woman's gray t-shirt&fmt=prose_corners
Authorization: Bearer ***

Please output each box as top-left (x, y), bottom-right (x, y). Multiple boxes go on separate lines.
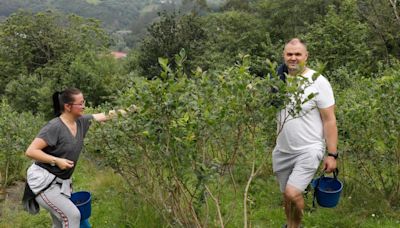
top-left (35, 115), bottom-right (93, 179)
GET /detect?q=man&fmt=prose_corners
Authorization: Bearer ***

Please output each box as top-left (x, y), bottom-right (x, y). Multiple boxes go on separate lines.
top-left (272, 38), bottom-right (338, 228)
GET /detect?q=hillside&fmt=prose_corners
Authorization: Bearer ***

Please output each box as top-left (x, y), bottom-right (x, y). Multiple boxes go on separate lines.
top-left (0, 0), bottom-right (186, 49)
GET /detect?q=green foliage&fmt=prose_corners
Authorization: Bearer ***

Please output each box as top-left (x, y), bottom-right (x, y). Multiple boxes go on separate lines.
top-left (133, 9), bottom-right (282, 78)
top-left (0, 10), bottom-right (108, 77)
top-left (357, 0), bottom-right (400, 64)
top-left (86, 52), bottom-right (317, 226)
top-left (303, 1), bottom-right (374, 75)
top-left (197, 11), bottom-right (280, 76)
top-left (337, 65), bottom-right (400, 208)
top-left (252, 0), bottom-right (341, 42)
top-left (4, 73), bottom-right (54, 115)
top-left (0, 0), bottom-right (185, 49)
top-left (0, 100), bottom-right (44, 188)
top-left (62, 51), bottom-right (130, 107)
top-left (134, 11), bottom-right (206, 79)
top-left (0, 10), bottom-right (128, 115)
top-left (221, 0), bottom-right (252, 11)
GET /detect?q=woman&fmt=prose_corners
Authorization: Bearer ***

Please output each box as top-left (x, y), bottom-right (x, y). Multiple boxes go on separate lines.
top-left (23, 88), bottom-right (126, 227)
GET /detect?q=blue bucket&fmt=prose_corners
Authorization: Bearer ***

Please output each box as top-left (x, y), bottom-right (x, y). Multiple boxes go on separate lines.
top-left (70, 191), bottom-right (92, 221)
top-left (80, 219), bottom-right (91, 228)
top-left (311, 170), bottom-right (343, 208)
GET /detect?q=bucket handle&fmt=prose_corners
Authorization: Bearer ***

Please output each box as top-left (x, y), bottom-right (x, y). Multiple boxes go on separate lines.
top-left (332, 168), bottom-right (339, 179)
top-left (319, 168), bottom-right (339, 180)
top-left (312, 168), bottom-right (339, 208)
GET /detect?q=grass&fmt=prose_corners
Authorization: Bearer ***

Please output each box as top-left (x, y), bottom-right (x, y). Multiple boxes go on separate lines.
top-left (0, 155), bottom-right (163, 228)
top-left (1, 155), bottom-right (399, 227)
top-left (68, 154), bottom-right (164, 227)
top-left (193, 167), bottom-right (400, 227)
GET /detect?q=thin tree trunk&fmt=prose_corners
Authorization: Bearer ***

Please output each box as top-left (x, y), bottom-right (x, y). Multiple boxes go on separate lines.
top-left (243, 161), bottom-right (255, 228)
top-left (389, 0), bottom-right (400, 26)
top-left (205, 185), bottom-right (224, 228)
top-left (4, 161), bottom-right (9, 188)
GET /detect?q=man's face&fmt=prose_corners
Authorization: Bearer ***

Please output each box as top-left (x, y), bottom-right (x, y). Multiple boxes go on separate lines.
top-left (283, 42), bottom-right (308, 75)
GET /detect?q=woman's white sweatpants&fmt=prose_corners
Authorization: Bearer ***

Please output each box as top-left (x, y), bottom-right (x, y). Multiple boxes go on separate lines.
top-left (35, 183), bottom-right (80, 228)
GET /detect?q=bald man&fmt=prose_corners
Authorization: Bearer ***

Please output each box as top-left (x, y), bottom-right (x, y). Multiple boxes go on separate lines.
top-left (272, 38), bottom-right (338, 228)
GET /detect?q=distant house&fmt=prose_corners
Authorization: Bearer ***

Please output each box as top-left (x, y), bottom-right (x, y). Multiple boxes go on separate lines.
top-left (111, 51), bottom-right (127, 59)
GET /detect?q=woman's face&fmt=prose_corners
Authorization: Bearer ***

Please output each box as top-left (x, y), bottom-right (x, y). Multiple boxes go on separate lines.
top-left (66, 93), bottom-right (86, 117)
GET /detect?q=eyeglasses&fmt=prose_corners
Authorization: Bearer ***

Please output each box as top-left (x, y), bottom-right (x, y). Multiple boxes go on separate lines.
top-left (69, 100), bottom-right (86, 106)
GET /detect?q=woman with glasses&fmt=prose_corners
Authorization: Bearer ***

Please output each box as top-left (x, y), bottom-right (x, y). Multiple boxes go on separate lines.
top-left (22, 88), bottom-right (128, 227)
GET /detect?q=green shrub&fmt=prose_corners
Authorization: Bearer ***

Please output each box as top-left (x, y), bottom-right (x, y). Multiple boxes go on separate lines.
top-left (0, 100), bottom-right (44, 188)
top-left (337, 66), bottom-right (400, 208)
top-left (86, 52), bottom-right (316, 226)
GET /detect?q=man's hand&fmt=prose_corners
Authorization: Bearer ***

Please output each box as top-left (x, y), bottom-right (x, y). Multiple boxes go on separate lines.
top-left (323, 156), bottom-right (337, 173)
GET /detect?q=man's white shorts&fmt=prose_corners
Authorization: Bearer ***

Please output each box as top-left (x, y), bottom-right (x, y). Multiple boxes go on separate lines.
top-left (272, 148), bottom-right (324, 192)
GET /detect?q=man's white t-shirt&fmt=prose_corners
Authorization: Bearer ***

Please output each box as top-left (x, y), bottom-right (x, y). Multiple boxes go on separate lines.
top-left (275, 69), bottom-right (335, 153)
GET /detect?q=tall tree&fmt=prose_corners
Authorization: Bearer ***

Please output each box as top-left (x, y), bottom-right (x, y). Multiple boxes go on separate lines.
top-left (133, 11), bottom-right (206, 78)
top-left (304, 1), bottom-right (373, 75)
top-left (0, 10), bottom-right (108, 78)
top-left (0, 10), bottom-right (112, 114)
top-left (252, 0), bottom-right (341, 42)
top-left (222, 0), bottom-right (252, 11)
top-left (197, 10), bottom-right (280, 76)
top-left (357, 0), bottom-right (400, 63)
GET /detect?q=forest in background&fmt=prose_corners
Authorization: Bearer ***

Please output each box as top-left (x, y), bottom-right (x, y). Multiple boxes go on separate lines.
top-left (0, 0), bottom-right (224, 50)
top-left (0, 0), bottom-right (399, 227)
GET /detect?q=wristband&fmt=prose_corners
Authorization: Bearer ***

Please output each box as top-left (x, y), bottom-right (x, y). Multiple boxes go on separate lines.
top-left (327, 152), bottom-right (339, 159)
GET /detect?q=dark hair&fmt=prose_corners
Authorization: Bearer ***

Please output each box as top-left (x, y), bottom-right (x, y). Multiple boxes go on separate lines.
top-left (52, 88), bottom-right (82, 117)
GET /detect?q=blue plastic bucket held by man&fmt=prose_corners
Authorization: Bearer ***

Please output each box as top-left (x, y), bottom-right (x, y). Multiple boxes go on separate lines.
top-left (311, 169), bottom-right (343, 208)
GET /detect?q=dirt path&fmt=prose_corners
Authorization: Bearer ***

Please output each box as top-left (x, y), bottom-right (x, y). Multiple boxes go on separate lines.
top-left (0, 180), bottom-right (25, 216)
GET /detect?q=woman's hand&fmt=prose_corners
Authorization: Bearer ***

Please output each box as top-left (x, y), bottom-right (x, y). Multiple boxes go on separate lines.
top-left (93, 105), bottom-right (137, 122)
top-left (108, 109), bottom-right (127, 118)
top-left (55, 158), bottom-right (74, 170)
top-left (26, 138), bottom-right (75, 170)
